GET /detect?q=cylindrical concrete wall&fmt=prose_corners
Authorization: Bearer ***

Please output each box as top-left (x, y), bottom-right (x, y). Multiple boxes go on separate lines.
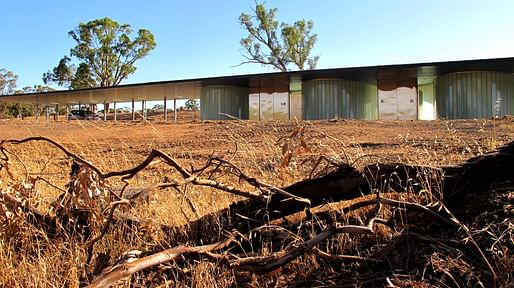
top-left (302, 79), bottom-right (377, 120)
top-left (436, 71), bottom-right (514, 119)
top-left (200, 85), bottom-right (249, 120)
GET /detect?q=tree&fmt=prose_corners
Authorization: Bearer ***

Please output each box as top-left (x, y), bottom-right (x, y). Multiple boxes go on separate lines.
top-left (4, 103), bottom-right (34, 118)
top-left (70, 63), bottom-right (95, 89)
top-left (0, 68), bottom-right (18, 95)
top-left (239, 2), bottom-right (319, 71)
top-left (16, 85), bottom-right (55, 94)
top-left (152, 104), bottom-right (164, 112)
top-left (44, 17), bottom-right (156, 89)
top-left (43, 56), bottom-right (75, 88)
top-left (184, 99), bottom-right (199, 111)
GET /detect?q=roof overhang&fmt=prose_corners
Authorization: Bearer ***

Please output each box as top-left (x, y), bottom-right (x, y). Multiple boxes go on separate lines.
top-left (2, 57), bottom-right (514, 105)
top-left (0, 80), bottom-right (203, 106)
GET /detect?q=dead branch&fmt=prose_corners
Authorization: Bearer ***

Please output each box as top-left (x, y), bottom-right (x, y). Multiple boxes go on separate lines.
top-left (1, 137), bottom-right (104, 177)
top-left (341, 196), bottom-right (458, 228)
top-left (85, 198), bottom-right (131, 265)
top-left (312, 248), bottom-right (385, 263)
top-left (87, 235), bottom-right (235, 288)
top-left (0, 191), bottom-right (54, 226)
top-left (233, 218), bottom-right (384, 274)
top-left (270, 195), bottom-right (458, 230)
top-left (206, 156), bottom-right (311, 205)
top-left (2, 137), bottom-right (266, 201)
top-left (185, 176), bottom-right (264, 200)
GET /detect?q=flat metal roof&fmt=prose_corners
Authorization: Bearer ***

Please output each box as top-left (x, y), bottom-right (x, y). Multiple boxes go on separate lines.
top-left (1, 57), bottom-right (514, 106)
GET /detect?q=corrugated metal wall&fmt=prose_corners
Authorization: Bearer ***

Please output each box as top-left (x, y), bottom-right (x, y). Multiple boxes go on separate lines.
top-left (289, 75), bottom-right (303, 120)
top-left (303, 79), bottom-right (377, 120)
top-left (200, 85), bottom-right (249, 120)
top-left (436, 71), bottom-right (514, 119)
top-left (363, 82), bottom-right (378, 119)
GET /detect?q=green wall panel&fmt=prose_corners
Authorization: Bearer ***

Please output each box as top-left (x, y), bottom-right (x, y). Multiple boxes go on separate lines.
top-left (200, 85), bottom-right (249, 120)
top-left (303, 79), bottom-right (377, 120)
top-left (436, 71), bottom-right (514, 119)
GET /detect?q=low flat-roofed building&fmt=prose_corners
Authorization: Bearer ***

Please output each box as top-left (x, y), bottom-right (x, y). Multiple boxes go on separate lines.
top-left (2, 57), bottom-right (514, 121)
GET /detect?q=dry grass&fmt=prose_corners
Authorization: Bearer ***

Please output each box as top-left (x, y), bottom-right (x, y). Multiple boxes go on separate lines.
top-left (0, 115), bottom-right (513, 286)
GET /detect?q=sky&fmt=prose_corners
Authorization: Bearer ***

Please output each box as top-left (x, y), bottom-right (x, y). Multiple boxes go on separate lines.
top-left (2, 0), bottom-right (514, 91)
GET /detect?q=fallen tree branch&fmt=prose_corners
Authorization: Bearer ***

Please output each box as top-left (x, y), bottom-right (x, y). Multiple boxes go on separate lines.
top-left (2, 137), bottom-right (266, 201)
top-left (203, 156), bottom-right (311, 205)
top-left (271, 195), bottom-right (458, 229)
top-left (233, 218), bottom-right (384, 274)
top-left (312, 248), bottom-right (385, 263)
top-left (87, 235), bottom-right (235, 288)
top-left (1, 137), bottom-right (104, 177)
top-left (341, 196), bottom-right (458, 227)
top-left (0, 191), bottom-right (54, 226)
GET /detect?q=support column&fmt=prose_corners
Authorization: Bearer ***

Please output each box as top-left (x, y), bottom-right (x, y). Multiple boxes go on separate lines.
top-left (113, 102), bottom-right (117, 121)
top-left (174, 98), bottom-right (177, 122)
top-left (164, 96), bottom-right (167, 121)
top-left (55, 104), bottom-right (59, 121)
top-left (131, 98), bottom-right (135, 121)
top-left (65, 105), bottom-right (69, 121)
top-left (103, 101), bottom-right (107, 121)
top-left (35, 96), bottom-right (39, 121)
top-left (142, 100), bottom-right (146, 120)
top-left (45, 107), bottom-right (49, 121)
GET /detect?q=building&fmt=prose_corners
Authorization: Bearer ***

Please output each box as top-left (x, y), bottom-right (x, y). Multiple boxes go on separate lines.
top-left (1, 57), bottom-right (514, 121)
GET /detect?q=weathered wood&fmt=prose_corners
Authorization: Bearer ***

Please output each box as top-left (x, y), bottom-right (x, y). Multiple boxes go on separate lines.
top-left (87, 236), bottom-right (234, 288)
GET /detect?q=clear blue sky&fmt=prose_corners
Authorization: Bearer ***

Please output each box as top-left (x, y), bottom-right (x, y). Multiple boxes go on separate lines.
top-left (2, 0), bottom-right (514, 90)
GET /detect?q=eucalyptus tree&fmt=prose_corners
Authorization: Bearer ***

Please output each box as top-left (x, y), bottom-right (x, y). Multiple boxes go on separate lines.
top-left (239, 2), bottom-right (319, 71)
top-left (44, 17), bottom-right (156, 89)
top-left (0, 68), bottom-right (18, 95)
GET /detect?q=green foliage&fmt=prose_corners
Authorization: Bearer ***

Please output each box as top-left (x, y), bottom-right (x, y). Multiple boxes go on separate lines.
top-left (70, 63), bottom-right (95, 89)
top-left (43, 56), bottom-right (75, 88)
top-left (184, 99), bottom-right (199, 111)
top-left (0, 68), bottom-right (20, 118)
top-left (0, 68), bottom-right (18, 95)
top-left (44, 17), bottom-right (156, 89)
top-left (15, 85), bottom-right (55, 94)
top-left (239, 3), bottom-right (319, 71)
top-left (152, 104), bottom-right (164, 111)
top-left (4, 103), bottom-right (34, 117)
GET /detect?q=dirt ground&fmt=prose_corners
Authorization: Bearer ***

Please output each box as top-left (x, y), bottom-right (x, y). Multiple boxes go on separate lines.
top-left (1, 111), bottom-right (513, 166)
top-left (1, 110), bottom-right (513, 194)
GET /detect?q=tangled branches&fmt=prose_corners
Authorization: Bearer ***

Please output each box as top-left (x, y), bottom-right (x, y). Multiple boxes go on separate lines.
top-left (0, 136), bottom-right (513, 287)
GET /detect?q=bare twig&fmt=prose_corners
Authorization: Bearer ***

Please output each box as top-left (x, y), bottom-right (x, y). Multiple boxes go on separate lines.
top-left (312, 248), bottom-right (385, 263)
top-left (86, 198), bottom-right (131, 265)
top-left (209, 157), bottom-right (311, 205)
top-left (340, 196), bottom-right (458, 228)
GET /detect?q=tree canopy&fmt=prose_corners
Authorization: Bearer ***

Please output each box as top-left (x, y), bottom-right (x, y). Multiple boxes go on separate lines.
top-left (15, 85), bottom-right (55, 94)
top-left (239, 2), bottom-right (319, 72)
top-left (44, 17), bottom-right (156, 89)
top-left (0, 68), bottom-right (19, 95)
top-left (184, 99), bottom-right (199, 111)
